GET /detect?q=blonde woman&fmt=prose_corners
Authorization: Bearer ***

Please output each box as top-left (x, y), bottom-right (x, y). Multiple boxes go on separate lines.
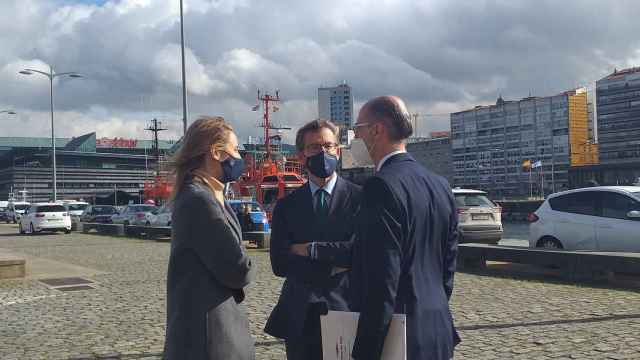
top-left (164, 116), bottom-right (255, 360)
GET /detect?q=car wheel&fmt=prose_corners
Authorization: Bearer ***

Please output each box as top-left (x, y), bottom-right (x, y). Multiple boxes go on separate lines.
top-left (13, 218), bottom-right (17, 224)
top-left (19, 223), bottom-right (25, 235)
top-left (65, 229), bottom-right (71, 234)
top-left (29, 223), bottom-right (36, 235)
top-left (537, 236), bottom-right (563, 249)
top-left (145, 221), bottom-right (151, 227)
top-left (167, 221), bottom-right (171, 227)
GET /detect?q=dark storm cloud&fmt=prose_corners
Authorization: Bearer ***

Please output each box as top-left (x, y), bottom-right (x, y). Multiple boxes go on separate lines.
top-left (0, 0), bottom-right (639, 141)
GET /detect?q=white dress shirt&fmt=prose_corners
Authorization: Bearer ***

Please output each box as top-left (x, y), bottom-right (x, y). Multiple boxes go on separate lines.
top-left (308, 173), bottom-right (337, 210)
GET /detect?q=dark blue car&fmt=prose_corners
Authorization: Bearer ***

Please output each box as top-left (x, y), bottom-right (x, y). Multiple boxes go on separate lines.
top-left (227, 200), bottom-right (270, 233)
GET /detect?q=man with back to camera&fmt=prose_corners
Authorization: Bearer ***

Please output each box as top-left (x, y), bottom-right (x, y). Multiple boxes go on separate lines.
top-left (349, 96), bottom-right (460, 360)
top-left (264, 119), bottom-right (362, 360)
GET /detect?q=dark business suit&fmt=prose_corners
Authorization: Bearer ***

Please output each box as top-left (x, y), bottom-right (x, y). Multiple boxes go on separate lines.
top-left (265, 176), bottom-right (362, 359)
top-left (351, 153), bottom-right (460, 360)
top-left (165, 180), bottom-right (255, 360)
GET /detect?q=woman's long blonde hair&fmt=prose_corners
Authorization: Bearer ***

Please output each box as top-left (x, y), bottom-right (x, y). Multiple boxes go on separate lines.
top-left (169, 116), bottom-right (233, 202)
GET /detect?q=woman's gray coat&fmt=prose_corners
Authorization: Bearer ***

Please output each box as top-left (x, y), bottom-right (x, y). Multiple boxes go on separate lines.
top-left (164, 180), bottom-right (255, 360)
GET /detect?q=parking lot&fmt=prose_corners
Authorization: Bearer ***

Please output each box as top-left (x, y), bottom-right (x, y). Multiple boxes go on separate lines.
top-left (1, 223), bottom-right (640, 359)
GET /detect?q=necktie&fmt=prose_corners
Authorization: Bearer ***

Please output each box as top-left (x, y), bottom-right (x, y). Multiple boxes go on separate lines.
top-left (315, 189), bottom-right (329, 218)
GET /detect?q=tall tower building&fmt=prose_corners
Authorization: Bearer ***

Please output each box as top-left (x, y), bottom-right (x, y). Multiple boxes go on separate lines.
top-left (318, 83), bottom-right (354, 144)
top-left (596, 67), bottom-right (640, 164)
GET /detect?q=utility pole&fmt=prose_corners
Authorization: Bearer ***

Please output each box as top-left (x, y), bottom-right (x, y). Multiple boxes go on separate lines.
top-left (411, 113), bottom-right (419, 138)
top-left (145, 118), bottom-right (168, 177)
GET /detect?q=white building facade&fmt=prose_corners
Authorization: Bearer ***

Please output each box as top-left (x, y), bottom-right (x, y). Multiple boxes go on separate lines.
top-left (318, 83), bottom-right (354, 144)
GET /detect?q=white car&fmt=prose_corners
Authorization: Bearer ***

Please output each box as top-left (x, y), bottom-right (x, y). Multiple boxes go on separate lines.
top-left (111, 204), bottom-right (158, 226)
top-left (63, 201), bottom-right (90, 225)
top-left (149, 205), bottom-right (172, 227)
top-left (453, 188), bottom-right (503, 244)
top-left (529, 186), bottom-right (640, 252)
top-left (19, 203), bottom-right (72, 234)
top-left (6, 201), bottom-right (30, 224)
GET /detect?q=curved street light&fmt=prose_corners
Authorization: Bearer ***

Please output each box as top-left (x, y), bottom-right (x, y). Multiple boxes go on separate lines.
top-left (19, 65), bottom-right (83, 202)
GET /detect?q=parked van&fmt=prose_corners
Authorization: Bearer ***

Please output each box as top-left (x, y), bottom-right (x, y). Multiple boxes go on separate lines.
top-left (0, 201), bottom-right (8, 222)
top-left (6, 201), bottom-right (31, 224)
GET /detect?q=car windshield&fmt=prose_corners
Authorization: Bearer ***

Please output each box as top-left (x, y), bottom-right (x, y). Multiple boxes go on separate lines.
top-left (455, 193), bottom-right (496, 207)
top-left (93, 206), bottom-right (116, 215)
top-left (36, 205), bottom-right (66, 213)
top-left (67, 204), bottom-right (88, 211)
top-left (15, 204), bottom-right (30, 210)
top-left (131, 205), bottom-right (156, 213)
top-left (249, 203), bottom-right (263, 212)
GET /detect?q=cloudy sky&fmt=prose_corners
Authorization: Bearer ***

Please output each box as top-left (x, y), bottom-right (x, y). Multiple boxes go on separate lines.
top-left (1, 0), bottom-right (639, 143)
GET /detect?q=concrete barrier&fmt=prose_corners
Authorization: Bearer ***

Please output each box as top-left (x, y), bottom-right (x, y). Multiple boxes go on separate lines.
top-left (0, 255), bottom-right (26, 279)
top-left (243, 231), bottom-right (271, 249)
top-left (80, 222), bottom-right (125, 236)
top-left (125, 225), bottom-right (171, 239)
top-left (80, 222), bottom-right (269, 248)
top-left (458, 243), bottom-right (640, 281)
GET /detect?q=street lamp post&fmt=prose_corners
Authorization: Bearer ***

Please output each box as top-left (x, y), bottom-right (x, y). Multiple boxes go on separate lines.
top-left (179, 0), bottom-right (188, 135)
top-left (19, 65), bottom-right (82, 202)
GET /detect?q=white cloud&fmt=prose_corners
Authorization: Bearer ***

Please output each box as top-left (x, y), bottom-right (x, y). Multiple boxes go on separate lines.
top-left (1, 0), bottom-right (640, 143)
top-left (152, 44), bottom-right (225, 96)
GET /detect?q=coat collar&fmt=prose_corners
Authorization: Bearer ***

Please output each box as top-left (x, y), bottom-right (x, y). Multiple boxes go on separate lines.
top-left (378, 152), bottom-right (415, 171)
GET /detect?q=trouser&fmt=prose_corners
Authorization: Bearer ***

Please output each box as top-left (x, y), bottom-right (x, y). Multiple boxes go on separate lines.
top-left (285, 304), bottom-right (324, 360)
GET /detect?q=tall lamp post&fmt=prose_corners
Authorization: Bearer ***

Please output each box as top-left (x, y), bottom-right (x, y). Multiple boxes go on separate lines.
top-left (19, 66), bottom-right (82, 202)
top-left (1, 110), bottom-right (17, 169)
top-left (179, 0), bottom-right (188, 135)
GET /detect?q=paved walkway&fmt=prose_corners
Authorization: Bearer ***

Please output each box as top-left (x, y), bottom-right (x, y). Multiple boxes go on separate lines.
top-left (1, 224), bottom-right (639, 359)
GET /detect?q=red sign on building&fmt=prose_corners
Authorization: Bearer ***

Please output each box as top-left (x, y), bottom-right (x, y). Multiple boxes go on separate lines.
top-left (429, 131), bottom-right (450, 138)
top-left (96, 137), bottom-right (138, 149)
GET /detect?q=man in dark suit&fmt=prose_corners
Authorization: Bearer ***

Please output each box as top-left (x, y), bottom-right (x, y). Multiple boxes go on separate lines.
top-left (265, 119), bottom-right (362, 360)
top-left (350, 96), bottom-right (460, 360)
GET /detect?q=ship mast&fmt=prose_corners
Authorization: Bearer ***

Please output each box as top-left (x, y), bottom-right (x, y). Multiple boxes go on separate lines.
top-left (256, 90), bottom-right (289, 161)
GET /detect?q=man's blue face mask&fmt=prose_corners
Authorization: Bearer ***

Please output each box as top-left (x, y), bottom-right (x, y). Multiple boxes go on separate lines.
top-left (305, 151), bottom-right (338, 178)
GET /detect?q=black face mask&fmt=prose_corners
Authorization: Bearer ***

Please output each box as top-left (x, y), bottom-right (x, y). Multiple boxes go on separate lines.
top-left (306, 151), bottom-right (338, 178)
top-left (221, 155), bottom-right (245, 183)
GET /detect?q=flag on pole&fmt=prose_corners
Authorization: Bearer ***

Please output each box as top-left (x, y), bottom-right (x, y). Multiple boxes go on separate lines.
top-left (532, 160), bottom-right (542, 168)
top-left (251, 104), bottom-right (260, 111)
top-left (522, 160), bottom-right (531, 169)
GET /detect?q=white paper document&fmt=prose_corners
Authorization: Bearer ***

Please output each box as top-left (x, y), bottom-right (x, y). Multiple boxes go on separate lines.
top-left (320, 310), bottom-right (407, 360)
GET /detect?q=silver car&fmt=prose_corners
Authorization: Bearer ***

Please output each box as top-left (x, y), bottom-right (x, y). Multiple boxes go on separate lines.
top-left (111, 204), bottom-right (158, 226)
top-left (149, 205), bottom-right (172, 227)
top-left (453, 188), bottom-right (503, 244)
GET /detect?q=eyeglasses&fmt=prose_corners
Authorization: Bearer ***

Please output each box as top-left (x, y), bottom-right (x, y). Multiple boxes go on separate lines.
top-left (305, 142), bottom-right (339, 154)
top-left (353, 122), bottom-right (372, 129)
